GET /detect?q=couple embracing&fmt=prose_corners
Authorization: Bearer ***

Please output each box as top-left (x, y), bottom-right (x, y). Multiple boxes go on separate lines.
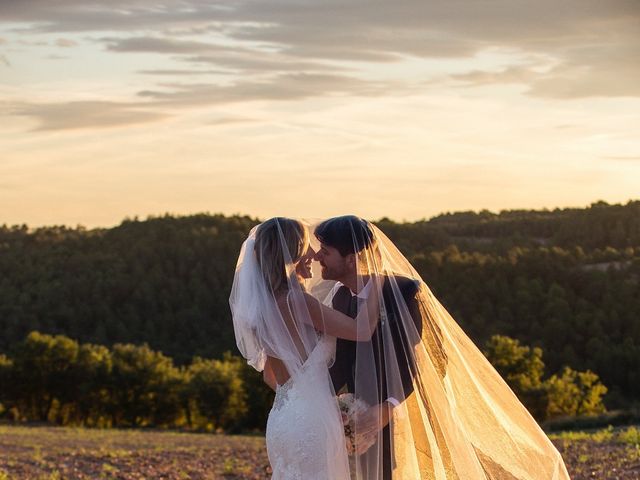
top-left (230, 216), bottom-right (570, 480)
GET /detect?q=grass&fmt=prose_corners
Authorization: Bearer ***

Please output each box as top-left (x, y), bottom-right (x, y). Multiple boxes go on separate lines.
top-left (549, 424), bottom-right (640, 445)
top-left (2, 424), bottom-right (640, 479)
top-left (549, 425), bottom-right (640, 479)
top-left (0, 425), bottom-right (270, 479)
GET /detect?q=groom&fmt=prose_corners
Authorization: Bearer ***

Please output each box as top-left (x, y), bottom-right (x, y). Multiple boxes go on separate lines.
top-left (314, 215), bottom-right (423, 479)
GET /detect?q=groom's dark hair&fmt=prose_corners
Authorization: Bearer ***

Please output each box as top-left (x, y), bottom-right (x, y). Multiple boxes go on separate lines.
top-left (315, 215), bottom-right (374, 257)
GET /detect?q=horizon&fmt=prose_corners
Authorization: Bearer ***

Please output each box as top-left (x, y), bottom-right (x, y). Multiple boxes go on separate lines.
top-left (3, 197), bottom-right (636, 231)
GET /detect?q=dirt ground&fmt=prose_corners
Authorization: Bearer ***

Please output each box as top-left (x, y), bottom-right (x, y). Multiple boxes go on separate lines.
top-left (1, 425), bottom-right (639, 479)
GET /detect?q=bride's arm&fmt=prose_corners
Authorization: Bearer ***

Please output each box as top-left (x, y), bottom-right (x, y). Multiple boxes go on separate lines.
top-left (302, 284), bottom-right (380, 340)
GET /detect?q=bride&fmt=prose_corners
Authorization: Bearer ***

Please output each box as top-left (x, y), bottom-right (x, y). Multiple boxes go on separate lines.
top-left (230, 216), bottom-right (571, 479)
top-left (229, 217), bottom-right (381, 479)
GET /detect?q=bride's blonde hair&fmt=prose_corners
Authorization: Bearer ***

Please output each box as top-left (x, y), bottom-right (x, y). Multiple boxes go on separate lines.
top-left (254, 217), bottom-right (308, 293)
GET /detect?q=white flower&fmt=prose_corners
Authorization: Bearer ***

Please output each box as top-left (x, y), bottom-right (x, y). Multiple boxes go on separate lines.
top-left (336, 393), bottom-right (370, 456)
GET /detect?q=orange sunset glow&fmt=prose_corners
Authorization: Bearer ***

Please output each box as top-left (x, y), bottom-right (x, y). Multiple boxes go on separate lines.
top-left (1, 1), bottom-right (639, 226)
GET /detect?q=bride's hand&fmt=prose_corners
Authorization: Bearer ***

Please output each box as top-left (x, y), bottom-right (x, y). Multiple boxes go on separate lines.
top-left (354, 430), bottom-right (378, 455)
top-left (354, 402), bottom-right (388, 438)
top-left (341, 412), bottom-right (349, 426)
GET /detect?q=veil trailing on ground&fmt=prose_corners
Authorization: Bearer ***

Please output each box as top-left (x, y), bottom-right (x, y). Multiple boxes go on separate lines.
top-left (308, 216), bottom-right (570, 480)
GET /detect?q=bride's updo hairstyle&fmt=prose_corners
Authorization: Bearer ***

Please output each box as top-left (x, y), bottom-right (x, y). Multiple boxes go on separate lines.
top-left (254, 217), bottom-right (308, 293)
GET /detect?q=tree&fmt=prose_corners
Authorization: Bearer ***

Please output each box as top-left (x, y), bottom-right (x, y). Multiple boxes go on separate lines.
top-left (187, 355), bottom-right (248, 431)
top-left (0, 354), bottom-right (14, 418)
top-left (12, 331), bottom-right (79, 421)
top-left (484, 335), bottom-right (545, 391)
top-left (484, 335), bottom-right (548, 419)
top-left (71, 343), bottom-right (112, 426)
top-left (2, 204), bottom-right (639, 414)
top-left (484, 335), bottom-right (608, 421)
top-left (544, 366), bottom-right (607, 419)
top-left (108, 342), bottom-right (182, 427)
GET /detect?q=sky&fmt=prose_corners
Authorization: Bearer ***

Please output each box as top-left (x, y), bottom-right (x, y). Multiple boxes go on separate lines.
top-left (1, 0), bottom-right (639, 228)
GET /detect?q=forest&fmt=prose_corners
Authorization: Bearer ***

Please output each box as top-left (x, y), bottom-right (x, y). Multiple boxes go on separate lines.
top-left (0, 331), bottom-right (607, 430)
top-left (0, 199), bottom-right (638, 428)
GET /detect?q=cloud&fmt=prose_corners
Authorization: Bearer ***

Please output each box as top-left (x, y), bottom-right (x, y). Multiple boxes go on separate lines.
top-left (55, 38), bottom-right (77, 47)
top-left (1, 0), bottom-right (638, 100)
top-left (136, 68), bottom-right (232, 76)
top-left (451, 65), bottom-right (538, 87)
top-left (103, 36), bottom-right (350, 74)
top-left (103, 36), bottom-right (229, 54)
top-left (449, 42), bottom-right (640, 99)
top-left (18, 39), bottom-right (48, 46)
top-left (137, 73), bottom-right (387, 106)
top-left (603, 155), bottom-right (640, 162)
top-left (0, 1), bottom-right (232, 33)
top-left (0, 55), bottom-right (10, 67)
top-left (526, 44), bottom-right (640, 99)
top-left (5, 71), bottom-right (384, 135)
top-left (206, 116), bottom-right (257, 126)
top-left (11, 101), bottom-right (169, 131)
top-left (182, 53), bottom-right (349, 74)
top-left (5, 1), bottom-right (637, 56)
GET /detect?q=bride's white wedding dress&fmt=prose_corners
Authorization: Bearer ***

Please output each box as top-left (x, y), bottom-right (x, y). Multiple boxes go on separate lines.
top-left (265, 335), bottom-right (351, 480)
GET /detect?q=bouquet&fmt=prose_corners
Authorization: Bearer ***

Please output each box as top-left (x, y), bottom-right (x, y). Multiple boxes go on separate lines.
top-left (336, 393), bottom-right (376, 456)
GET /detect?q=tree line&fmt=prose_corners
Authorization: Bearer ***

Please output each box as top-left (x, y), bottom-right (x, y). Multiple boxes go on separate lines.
top-left (0, 331), bottom-right (606, 430)
top-left (0, 331), bottom-right (272, 431)
top-left (0, 200), bottom-right (638, 409)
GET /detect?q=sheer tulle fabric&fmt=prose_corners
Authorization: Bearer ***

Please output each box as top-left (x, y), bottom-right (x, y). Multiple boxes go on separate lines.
top-left (307, 221), bottom-right (571, 480)
top-left (230, 224), bottom-right (319, 375)
top-left (231, 218), bottom-right (570, 479)
top-left (229, 220), bottom-right (351, 479)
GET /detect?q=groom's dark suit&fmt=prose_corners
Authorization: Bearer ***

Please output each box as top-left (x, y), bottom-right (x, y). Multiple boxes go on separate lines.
top-left (330, 276), bottom-right (423, 480)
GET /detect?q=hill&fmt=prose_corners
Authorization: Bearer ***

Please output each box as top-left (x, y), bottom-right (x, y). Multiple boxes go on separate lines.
top-left (1, 200), bottom-right (639, 406)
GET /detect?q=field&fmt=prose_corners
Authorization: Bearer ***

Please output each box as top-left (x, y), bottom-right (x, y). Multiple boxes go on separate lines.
top-left (548, 426), bottom-right (640, 479)
top-left (1, 424), bottom-right (639, 479)
top-left (0, 426), bottom-right (270, 480)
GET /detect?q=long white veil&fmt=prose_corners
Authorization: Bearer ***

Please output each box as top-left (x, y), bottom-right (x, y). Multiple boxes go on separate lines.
top-left (229, 217), bottom-right (359, 479)
top-left (307, 216), bottom-right (571, 480)
top-left (229, 217), bottom-right (323, 380)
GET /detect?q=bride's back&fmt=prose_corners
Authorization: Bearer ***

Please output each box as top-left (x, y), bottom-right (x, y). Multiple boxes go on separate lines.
top-left (252, 218), bottom-right (319, 385)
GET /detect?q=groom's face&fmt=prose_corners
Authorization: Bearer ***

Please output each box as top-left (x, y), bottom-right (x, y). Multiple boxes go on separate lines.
top-left (314, 243), bottom-right (350, 281)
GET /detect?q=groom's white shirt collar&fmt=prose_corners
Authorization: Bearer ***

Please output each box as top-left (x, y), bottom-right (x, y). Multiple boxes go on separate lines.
top-left (352, 277), bottom-right (373, 299)
top-left (326, 277), bottom-right (372, 301)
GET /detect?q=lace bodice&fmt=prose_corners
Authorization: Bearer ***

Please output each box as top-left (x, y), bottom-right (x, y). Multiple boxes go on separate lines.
top-left (265, 335), bottom-right (350, 479)
top-left (271, 335), bottom-right (334, 411)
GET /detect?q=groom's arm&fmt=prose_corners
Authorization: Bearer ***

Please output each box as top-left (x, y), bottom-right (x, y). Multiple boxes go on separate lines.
top-left (399, 280), bottom-right (423, 396)
top-left (358, 280), bottom-right (436, 441)
top-left (369, 279), bottom-right (422, 427)
top-left (383, 278), bottom-right (422, 402)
